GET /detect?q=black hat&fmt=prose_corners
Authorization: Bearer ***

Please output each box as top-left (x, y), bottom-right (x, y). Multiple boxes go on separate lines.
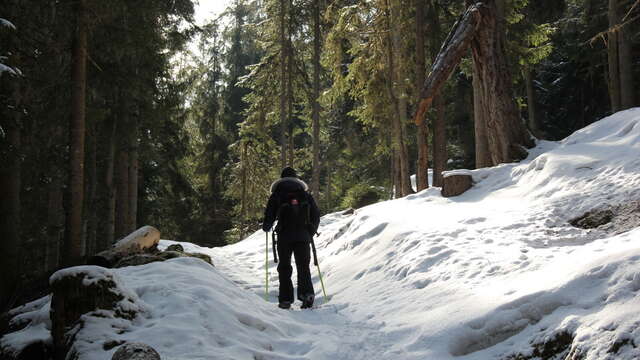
top-left (281, 167), bottom-right (297, 178)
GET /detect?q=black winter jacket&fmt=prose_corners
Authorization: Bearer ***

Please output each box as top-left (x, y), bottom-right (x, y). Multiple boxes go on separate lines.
top-left (262, 177), bottom-right (320, 243)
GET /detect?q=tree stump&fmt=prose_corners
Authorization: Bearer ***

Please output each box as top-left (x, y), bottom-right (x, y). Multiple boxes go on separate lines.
top-left (441, 171), bottom-right (473, 197)
top-left (50, 266), bottom-right (139, 360)
top-left (112, 343), bottom-right (161, 360)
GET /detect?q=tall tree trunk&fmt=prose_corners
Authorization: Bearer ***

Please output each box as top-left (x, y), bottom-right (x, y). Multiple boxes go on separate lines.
top-left (387, 0), bottom-right (412, 197)
top-left (0, 81), bottom-right (22, 310)
top-left (416, 0), bottom-right (429, 191)
top-left (279, 0), bottom-right (288, 168)
top-left (64, 0), bottom-right (88, 267)
top-left (470, 1), bottom-right (531, 165)
top-left (472, 60), bottom-right (490, 168)
top-left (97, 111), bottom-right (117, 251)
top-left (286, 0), bottom-right (294, 168)
top-left (311, 0), bottom-right (321, 197)
top-left (46, 174), bottom-right (63, 273)
top-left (240, 142), bottom-right (248, 241)
top-left (393, 150), bottom-right (402, 198)
top-left (115, 102), bottom-right (130, 239)
top-left (617, 2), bottom-right (634, 109)
top-left (128, 112), bottom-right (138, 230)
top-left (45, 120), bottom-right (64, 273)
top-left (429, 0), bottom-right (447, 187)
top-left (524, 67), bottom-right (538, 136)
top-left (85, 109), bottom-right (97, 256)
top-left (288, 129), bottom-right (295, 167)
top-left (417, 123), bottom-right (429, 189)
top-left (433, 96), bottom-right (447, 187)
top-left (607, 0), bottom-right (621, 112)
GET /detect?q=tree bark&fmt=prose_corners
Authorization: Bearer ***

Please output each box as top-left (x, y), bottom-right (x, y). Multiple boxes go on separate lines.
top-left (128, 111), bottom-right (138, 230)
top-left (85, 108), bottom-right (97, 257)
top-left (429, 0), bottom-right (447, 187)
top-left (286, 0), bottom-right (294, 168)
top-left (617, 1), bottom-right (634, 109)
top-left (417, 123), bottom-right (429, 189)
top-left (393, 150), bottom-right (402, 198)
top-left (433, 96), bottom-right (447, 187)
top-left (279, 0), bottom-right (288, 168)
top-left (115, 100), bottom-right (130, 240)
top-left (0, 81), bottom-right (22, 310)
top-left (524, 67), bottom-right (538, 136)
top-left (415, 0), bottom-right (429, 191)
top-left (45, 120), bottom-right (64, 273)
top-left (240, 142), bottom-right (248, 241)
top-left (311, 0), bottom-right (321, 198)
top-left (387, 0), bottom-right (412, 197)
top-left (46, 173), bottom-right (63, 273)
top-left (472, 59), bottom-right (490, 168)
top-left (64, 0), bottom-right (88, 267)
top-left (97, 111), bottom-right (117, 252)
top-left (607, 0), bottom-right (621, 112)
top-left (471, 1), bottom-right (532, 164)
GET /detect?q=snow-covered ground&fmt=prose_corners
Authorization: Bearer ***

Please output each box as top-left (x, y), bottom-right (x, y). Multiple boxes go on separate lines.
top-left (3, 108), bottom-right (640, 359)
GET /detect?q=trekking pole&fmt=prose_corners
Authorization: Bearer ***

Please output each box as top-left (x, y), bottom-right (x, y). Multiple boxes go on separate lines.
top-left (265, 231), bottom-right (269, 301)
top-left (310, 238), bottom-right (328, 304)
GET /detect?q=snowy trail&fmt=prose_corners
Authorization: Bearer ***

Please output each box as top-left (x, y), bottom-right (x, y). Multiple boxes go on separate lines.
top-left (210, 236), bottom-right (400, 360)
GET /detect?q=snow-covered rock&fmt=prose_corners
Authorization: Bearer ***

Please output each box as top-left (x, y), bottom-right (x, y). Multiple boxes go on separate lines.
top-left (111, 342), bottom-right (160, 360)
top-left (50, 266), bottom-right (145, 360)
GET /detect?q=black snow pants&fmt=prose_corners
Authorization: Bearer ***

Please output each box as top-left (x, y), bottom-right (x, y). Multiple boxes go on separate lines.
top-left (276, 240), bottom-right (314, 303)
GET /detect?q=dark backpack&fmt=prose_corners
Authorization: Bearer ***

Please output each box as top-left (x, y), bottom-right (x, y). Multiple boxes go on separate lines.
top-left (275, 189), bottom-right (311, 232)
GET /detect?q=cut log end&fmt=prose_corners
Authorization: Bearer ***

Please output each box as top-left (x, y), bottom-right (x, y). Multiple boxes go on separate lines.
top-left (441, 173), bottom-right (473, 197)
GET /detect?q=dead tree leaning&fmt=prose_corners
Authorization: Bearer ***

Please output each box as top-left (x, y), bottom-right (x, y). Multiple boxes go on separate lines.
top-left (414, 0), bottom-right (533, 167)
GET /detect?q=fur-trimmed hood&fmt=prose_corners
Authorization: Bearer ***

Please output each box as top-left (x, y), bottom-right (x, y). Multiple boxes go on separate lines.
top-left (270, 177), bottom-right (309, 193)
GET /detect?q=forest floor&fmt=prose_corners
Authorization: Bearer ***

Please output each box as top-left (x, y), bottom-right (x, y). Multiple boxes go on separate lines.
top-left (2, 108), bottom-right (640, 360)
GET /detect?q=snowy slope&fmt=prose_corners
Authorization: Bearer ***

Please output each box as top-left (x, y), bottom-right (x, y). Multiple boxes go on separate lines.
top-left (2, 108), bottom-right (640, 360)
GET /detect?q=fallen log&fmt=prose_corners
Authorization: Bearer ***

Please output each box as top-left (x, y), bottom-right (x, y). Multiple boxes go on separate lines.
top-left (88, 226), bottom-right (160, 268)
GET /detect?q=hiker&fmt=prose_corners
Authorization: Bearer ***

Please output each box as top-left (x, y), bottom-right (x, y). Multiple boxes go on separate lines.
top-left (262, 167), bottom-right (321, 309)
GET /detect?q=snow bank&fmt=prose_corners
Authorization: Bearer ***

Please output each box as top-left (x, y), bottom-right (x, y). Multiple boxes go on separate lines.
top-left (2, 109), bottom-right (640, 359)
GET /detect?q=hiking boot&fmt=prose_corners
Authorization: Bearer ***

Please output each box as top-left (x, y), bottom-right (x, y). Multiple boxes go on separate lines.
top-left (300, 294), bottom-right (314, 309)
top-left (278, 301), bottom-right (292, 309)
